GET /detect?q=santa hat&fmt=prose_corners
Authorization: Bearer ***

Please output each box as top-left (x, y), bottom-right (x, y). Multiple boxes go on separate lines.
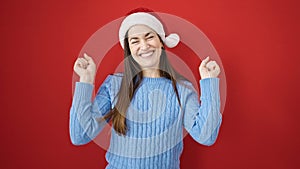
top-left (119, 11), bottom-right (180, 49)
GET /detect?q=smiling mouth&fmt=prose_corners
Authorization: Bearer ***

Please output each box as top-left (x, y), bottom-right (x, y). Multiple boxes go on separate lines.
top-left (139, 51), bottom-right (154, 58)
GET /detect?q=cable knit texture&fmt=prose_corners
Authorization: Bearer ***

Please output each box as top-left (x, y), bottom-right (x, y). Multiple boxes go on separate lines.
top-left (70, 73), bottom-right (222, 169)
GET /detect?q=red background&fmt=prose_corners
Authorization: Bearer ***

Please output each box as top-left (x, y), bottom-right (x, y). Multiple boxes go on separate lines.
top-left (1, 0), bottom-right (299, 168)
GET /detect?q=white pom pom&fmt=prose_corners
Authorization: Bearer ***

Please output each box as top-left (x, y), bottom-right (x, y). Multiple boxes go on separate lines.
top-left (164, 33), bottom-right (180, 48)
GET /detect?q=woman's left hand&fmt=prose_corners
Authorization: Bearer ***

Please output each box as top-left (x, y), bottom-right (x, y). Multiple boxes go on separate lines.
top-left (199, 56), bottom-right (221, 79)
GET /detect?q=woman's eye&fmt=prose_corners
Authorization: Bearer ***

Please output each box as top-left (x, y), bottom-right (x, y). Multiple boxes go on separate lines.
top-left (131, 41), bottom-right (138, 44)
top-left (147, 36), bottom-right (154, 40)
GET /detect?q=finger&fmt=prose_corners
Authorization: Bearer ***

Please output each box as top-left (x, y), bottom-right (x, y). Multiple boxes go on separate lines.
top-left (212, 61), bottom-right (220, 72)
top-left (74, 60), bottom-right (80, 70)
top-left (77, 59), bottom-right (86, 69)
top-left (215, 64), bottom-right (221, 74)
top-left (214, 62), bottom-right (220, 71)
top-left (76, 60), bottom-right (84, 68)
top-left (77, 59), bottom-right (87, 69)
top-left (200, 56), bottom-right (210, 68)
top-left (79, 58), bottom-right (89, 65)
top-left (84, 53), bottom-right (96, 66)
top-left (206, 61), bottom-right (217, 70)
top-left (84, 53), bottom-right (92, 61)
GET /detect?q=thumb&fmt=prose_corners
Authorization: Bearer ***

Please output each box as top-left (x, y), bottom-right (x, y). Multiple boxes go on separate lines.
top-left (200, 56), bottom-right (210, 68)
top-left (83, 53), bottom-right (92, 61)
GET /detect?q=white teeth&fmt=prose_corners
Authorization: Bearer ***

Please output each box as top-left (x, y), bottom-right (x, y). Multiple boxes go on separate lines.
top-left (140, 51), bottom-right (154, 57)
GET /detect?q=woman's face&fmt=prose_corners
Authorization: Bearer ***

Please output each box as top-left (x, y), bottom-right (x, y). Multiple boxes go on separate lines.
top-left (127, 24), bottom-right (163, 70)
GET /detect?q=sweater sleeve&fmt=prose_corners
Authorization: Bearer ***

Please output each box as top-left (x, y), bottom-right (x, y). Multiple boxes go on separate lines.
top-left (183, 78), bottom-right (222, 146)
top-left (69, 76), bottom-right (112, 145)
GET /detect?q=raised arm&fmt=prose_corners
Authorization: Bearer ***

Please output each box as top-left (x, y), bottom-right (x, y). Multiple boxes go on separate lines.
top-left (183, 56), bottom-right (222, 146)
top-left (69, 53), bottom-right (111, 145)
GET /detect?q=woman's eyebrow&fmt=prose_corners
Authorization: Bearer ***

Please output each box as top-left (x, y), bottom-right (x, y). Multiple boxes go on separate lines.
top-left (144, 32), bottom-right (153, 37)
top-left (129, 37), bottom-right (139, 41)
top-left (129, 32), bottom-right (153, 41)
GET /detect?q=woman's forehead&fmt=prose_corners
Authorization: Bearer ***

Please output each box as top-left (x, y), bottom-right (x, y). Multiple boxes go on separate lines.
top-left (127, 24), bottom-right (156, 37)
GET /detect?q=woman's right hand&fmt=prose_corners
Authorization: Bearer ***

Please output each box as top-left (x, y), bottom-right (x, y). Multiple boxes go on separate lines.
top-left (73, 53), bottom-right (96, 84)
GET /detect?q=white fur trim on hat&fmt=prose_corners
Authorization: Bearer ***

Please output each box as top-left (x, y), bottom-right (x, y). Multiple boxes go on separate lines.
top-left (119, 12), bottom-right (180, 49)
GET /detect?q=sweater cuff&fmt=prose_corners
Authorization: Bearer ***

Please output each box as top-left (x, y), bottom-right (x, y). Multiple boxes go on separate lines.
top-left (200, 78), bottom-right (220, 100)
top-left (73, 82), bottom-right (94, 101)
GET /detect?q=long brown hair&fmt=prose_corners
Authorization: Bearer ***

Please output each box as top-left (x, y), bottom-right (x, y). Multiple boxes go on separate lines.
top-left (102, 9), bottom-right (184, 135)
top-left (101, 33), bottom-right (184, 136)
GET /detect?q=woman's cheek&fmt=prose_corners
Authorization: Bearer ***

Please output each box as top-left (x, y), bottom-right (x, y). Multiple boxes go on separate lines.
top-left (129, 46), bottom-right (137, 56)
top-left (133, 47), bottom-right (139, 56)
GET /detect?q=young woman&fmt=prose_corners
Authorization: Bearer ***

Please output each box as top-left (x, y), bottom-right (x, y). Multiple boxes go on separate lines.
top-left (70, 8), bottom-right (222, 169)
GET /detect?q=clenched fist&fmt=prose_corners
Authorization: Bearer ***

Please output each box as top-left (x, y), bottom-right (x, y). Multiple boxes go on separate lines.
top-left (73, 53), bottom-right (96, 84)
top-left (199, 56), bottom-right (221, 79)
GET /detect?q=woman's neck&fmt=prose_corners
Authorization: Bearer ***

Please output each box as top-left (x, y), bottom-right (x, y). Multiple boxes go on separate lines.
top-left (142, 69), bottom-right (160, 78)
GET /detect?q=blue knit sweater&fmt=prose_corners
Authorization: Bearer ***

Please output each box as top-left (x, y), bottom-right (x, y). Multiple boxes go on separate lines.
top-left (70, 73), bottom-right (222, 169)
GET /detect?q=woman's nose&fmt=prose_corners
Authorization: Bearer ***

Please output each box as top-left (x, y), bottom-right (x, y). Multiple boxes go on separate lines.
top-left (140, 39), bottom-right (149, 50)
